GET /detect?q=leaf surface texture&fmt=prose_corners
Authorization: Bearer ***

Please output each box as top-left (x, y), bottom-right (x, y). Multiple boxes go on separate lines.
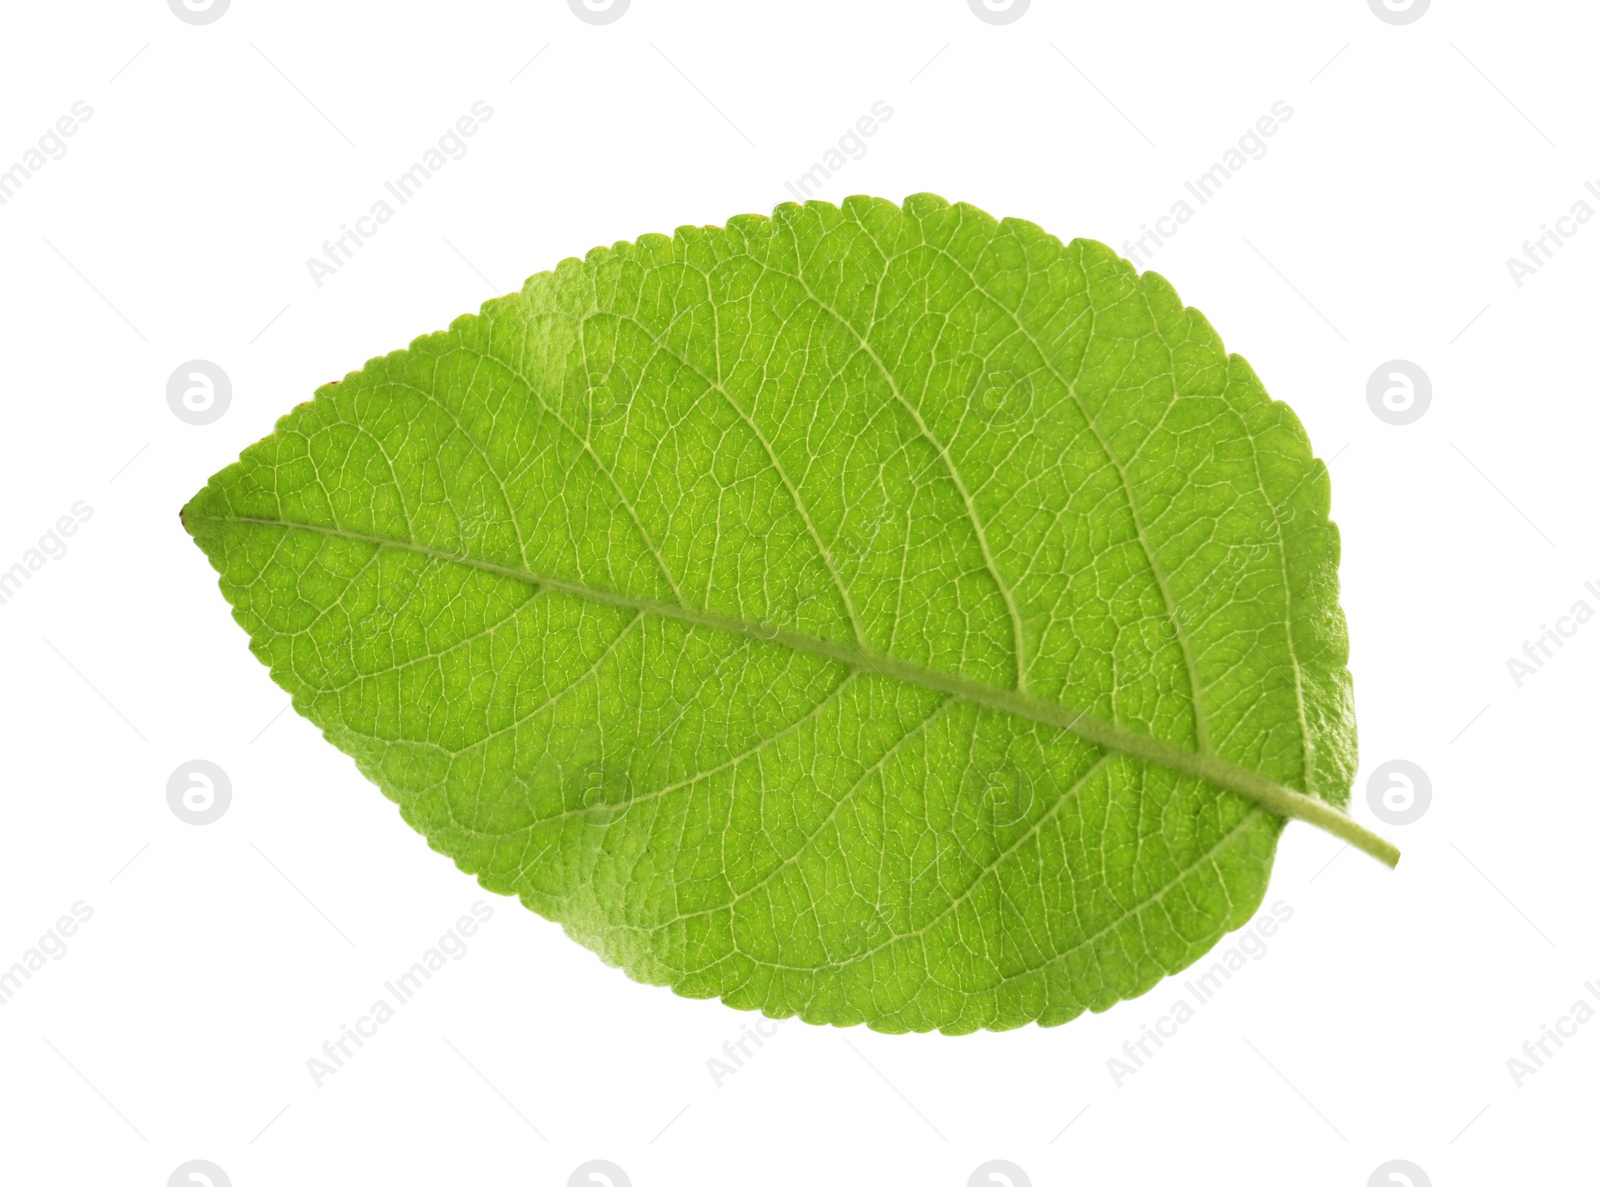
top-left (185, 194), bottom-right (1356, 1032)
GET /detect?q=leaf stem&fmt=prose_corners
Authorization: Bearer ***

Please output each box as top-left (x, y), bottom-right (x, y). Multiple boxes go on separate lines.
top-left (186, 511), bottom-right (1401, 868)
top-left (838, 644), bottom-right (1402, 869)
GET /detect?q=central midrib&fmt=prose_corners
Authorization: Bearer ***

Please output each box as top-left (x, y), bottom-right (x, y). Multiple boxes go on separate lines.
top-left (187, 510), bottom-right (1398, 866)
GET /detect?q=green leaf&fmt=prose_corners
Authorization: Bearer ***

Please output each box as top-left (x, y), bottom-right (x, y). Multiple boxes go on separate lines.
top-left (183, 193), bottom-right (1394, 1034)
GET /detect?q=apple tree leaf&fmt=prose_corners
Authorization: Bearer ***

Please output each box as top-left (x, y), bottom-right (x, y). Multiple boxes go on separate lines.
top-left (183, 194), bottom-right (1394, 1034)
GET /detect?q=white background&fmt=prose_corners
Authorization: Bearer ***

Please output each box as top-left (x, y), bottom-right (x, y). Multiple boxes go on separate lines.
top-left (1, 1), bottom-right (1595, 1184)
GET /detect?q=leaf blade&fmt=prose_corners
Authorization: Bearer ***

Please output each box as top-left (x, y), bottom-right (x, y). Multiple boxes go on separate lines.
top-left (184, 193), bottom-right (1388, 1032)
